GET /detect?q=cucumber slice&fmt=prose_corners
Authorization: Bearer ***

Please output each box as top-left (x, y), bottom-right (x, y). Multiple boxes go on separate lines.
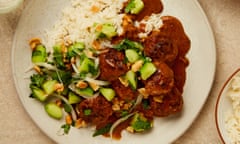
top-left (53, 45), bottom-right (62, 53)
top-left (125, 49), bottom-right (139, 63)
top-left (95, 23), bottom-right (117, 39)
top-left (68, 92), bottom-right (82, 104)
top-left (44, 102), bottom-right (63, 120)
top-left (53, 45), bottom-right (65, 68)
top-left (73, 42), bottom-right (85, 50)
top-left (31, 86), bottom-right (48, 102)
top-left (32, 45), bottom-right (47, 63)
top-left (140, 62), bottom-right (157, 80)
top-left (76, 87), bottom-right (94, 97)
top-left (125, 0), bottom-right (144, 14)
top-left (126, 70), bottom-right (137, 90)
top-left (78, 57), bottom-right (95, 73)
top-left (42, 80), bottom-right (58, 95)
top-left (101, 24), bottom-right (117, 38)
top-left (100, 88), bottom-right (116, 101)
top-left (67, 42), bottom-right (85, 57)
top-left (130, 113), bottom-right (152, 132)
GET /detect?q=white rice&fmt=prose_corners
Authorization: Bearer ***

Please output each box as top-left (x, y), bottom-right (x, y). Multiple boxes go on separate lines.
top-left (43, 0), bottom-right (163, 51)
top-left (225, 74), bottom-right (240, 144)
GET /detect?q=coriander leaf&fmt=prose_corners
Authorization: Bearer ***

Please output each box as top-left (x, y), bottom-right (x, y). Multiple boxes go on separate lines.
top-left (63, 103), bottom-right (72, 113)
top-left (93, 124), bottom-right (112, 137)
top-left (30, 74), bottom-right (47, 88)
top-left (113, 39), bottom-right (143, 51)
top-left (83, 109), bottom-right (92, 116)
top-left (125, 0), bottom-right (135, 13)
top-left (61, 124), bottom-right (71, 134)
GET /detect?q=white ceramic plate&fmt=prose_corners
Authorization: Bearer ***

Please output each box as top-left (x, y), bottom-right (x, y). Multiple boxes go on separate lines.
top-left (12, 0), bottom-right (216, 143)
top-left (215, 69), bottom-right (240, 144)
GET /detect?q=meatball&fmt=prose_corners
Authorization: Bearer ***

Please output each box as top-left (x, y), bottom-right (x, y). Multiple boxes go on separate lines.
top-left (78, 96), bottom-right (113, 125)
top-left (144, 31), bottom-right (178, 65)
top-left (111, 79), bottom-right (138, 101)
top-left (99, 48), bottom-right (129, 81)
top-left (144, 61), bottom-right (174, 96)
top-left (150, 87), bottom-right (183, 117)
top-left (160, 16), bottom-right (191, 57)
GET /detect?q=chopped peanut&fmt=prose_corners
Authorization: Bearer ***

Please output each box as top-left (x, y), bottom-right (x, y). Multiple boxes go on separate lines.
top-left (131, 60), bottom-right (144, 72)
top-left (153, 95), bottom-right (164, 103)
top-left (122, 15), bottom-right (133, 27)
top-left (65, 64), bottom-right (72, 70)
top-left (55, 99), bottom-right (62, 107)
top-left (33, 65), bottom-right (41, 74)
top-left (85, 50), bottom-right (94, 57)
top-left (75, 119), bottom-right (87, 128)
top-left (119, 76), bottom-right (129, 87)
top-left (66, 39), bottom-right (73, 46)
top-left (61, 45), bottom-right (68, 54)
top-left (126, 126), bottom-right (134, 133)
top-left (70, 57), bottom-right (76, 64)
top-left (123, 103), bottom-right (132, 110)
top-left (112, 104), bottom-right (120, 111)
top-left (119, 100), bottom-right (125, 107)
top-left (138, 88), bottom-right (149, 99)
top-left (29, 38), bottom-right (41, 50)
top-left (88, 82), bottom-right (100, 91)
top-left (76, 81), bottom-right (88, 89)
top-left (92, 40), bottom-right (101, 50)
top-left (90, 5), bottom-right (100, 13)
top-left (65, 115), bottom-right (73, 125)
top-left (95, 24), bottom-right (102, 32)
top-left (127, 62), bottom-right (131, 69)
top-left (54, 83), bottom-right (64, 92)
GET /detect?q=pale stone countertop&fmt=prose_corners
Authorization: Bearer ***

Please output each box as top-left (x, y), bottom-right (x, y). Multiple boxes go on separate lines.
top-left (0, 0), bottom-right (239, 143)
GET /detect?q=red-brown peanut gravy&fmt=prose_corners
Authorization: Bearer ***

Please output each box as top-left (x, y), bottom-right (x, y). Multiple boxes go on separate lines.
top-left (111, 0), bottom-right (190, 139)
top-left (136, 0), bottom-right (163, 21)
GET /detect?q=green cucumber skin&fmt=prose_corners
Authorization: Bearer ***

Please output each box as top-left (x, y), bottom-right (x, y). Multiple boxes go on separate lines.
top-left (140, 62), bottom-right (157, 80)
top-left (126, 70), bottom-right (137, 90)
top-left (68, 92), bottom-right (82, 104)
top-left (131, 0), bottom-right (144, 14)
top-left (44, 103), bottom-right (63, 120)
top-left (76, 87), bottom-right (94, 97)
top-left (42, 80), bottom-right (58, 95)
top-left (32, 45), bottom-right (47, 63)
top-left (125, 49), bottom-right (140, 63)
top-left (100, 88), bottom-right (116, 101)
top-left (31, 87), bottom-right (48, 102)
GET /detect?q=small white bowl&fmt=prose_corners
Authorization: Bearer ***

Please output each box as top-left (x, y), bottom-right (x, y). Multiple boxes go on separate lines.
top-left (215, 68), bottom-right (240, 144)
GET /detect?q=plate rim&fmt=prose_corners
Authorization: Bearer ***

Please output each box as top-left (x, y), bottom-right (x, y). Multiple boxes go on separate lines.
top-left (11, 0), bottom-right (217, 143)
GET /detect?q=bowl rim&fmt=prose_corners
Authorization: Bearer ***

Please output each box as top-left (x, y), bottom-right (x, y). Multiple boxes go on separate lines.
top-left (215, 68), bottom-right (240, 144)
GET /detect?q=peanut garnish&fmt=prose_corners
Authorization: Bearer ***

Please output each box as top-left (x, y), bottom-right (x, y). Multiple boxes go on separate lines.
top-left (33, 65), bottom-right (41, 74)
top-left (65, 115), bottom-right (73, 125)
top-left (76, 81), bottom-right (88, 89)
top-left (92, 40), bottom-right (101, 50)
top-left (126, 126), bottom-right (134, 133)
top-left (88, 82), bottom-right (100, 91)
top-left (75, 118), bottom-right (87, 128)
top-left (131, 60), bottom-right (144, 72)
top-left (153, 95), bottom-right (164, 103)
top-left (29, 38), bottom-right (41, 50)
top-left (54, 83), bottom-right (64, 92)
top-left (90, 5), bottom-right (100, 13)
top-left (119, 76), bottom-right (129, 87)
top-left (138, 88), bottom-right (149, 99)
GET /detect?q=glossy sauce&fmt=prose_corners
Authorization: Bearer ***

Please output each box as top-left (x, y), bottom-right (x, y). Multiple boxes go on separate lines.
top-left (135, 0), bottom-right (164, 21)
top-left (112, 0), bottom-right (190, 139)
top-left (78, 0), bottom-right (191, 140)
